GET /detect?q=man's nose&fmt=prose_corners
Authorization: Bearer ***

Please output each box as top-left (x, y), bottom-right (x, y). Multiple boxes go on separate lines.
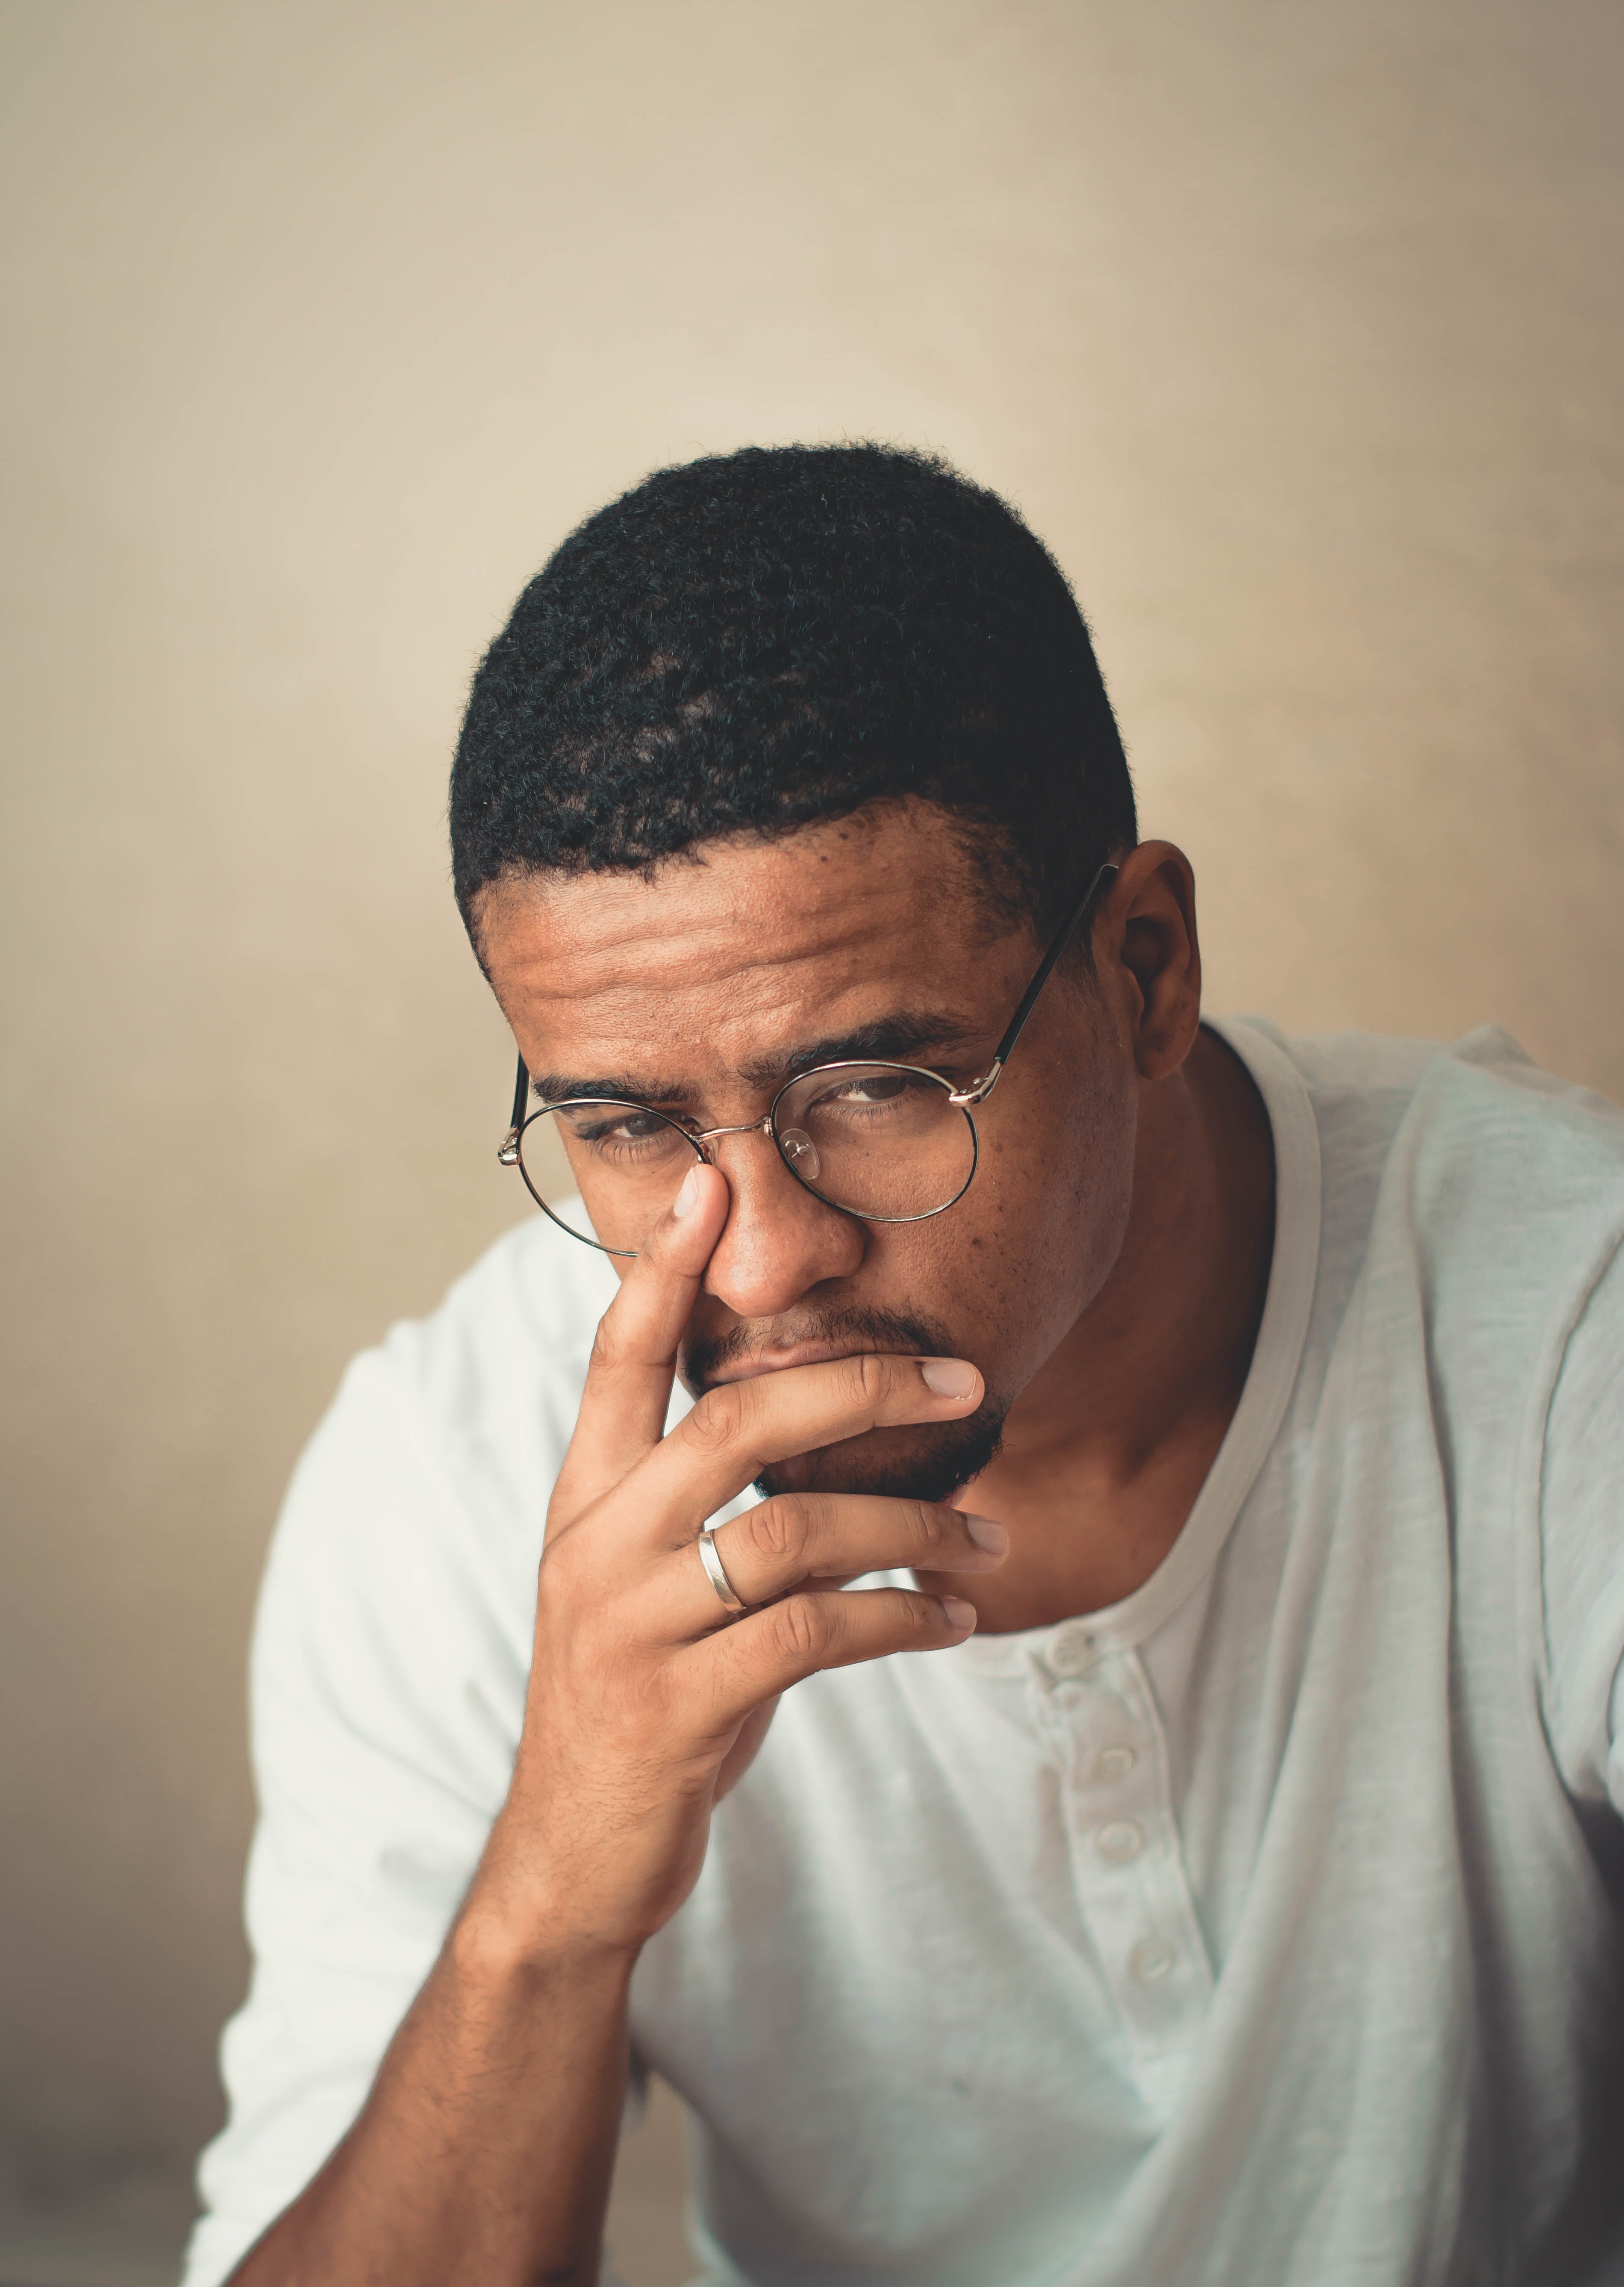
top-left (698, 1128), bottom-right (864, 1315)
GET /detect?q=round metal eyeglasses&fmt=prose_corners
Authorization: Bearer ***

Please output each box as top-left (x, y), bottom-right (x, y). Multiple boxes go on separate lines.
top-left (497, 863), bottom-right (1117, 1258)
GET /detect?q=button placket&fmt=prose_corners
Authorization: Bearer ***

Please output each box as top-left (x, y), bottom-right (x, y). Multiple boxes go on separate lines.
top-left (1031, 1636), bottom-right (1214, 2103)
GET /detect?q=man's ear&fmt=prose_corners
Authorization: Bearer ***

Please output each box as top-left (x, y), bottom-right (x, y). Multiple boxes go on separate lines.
top-left (1099, 842), bottom-right (1203, 1082)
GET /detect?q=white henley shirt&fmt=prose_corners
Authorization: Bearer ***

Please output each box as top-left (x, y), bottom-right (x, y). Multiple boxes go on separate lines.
top-left (184, 1016), bottom-right (1624, 2287)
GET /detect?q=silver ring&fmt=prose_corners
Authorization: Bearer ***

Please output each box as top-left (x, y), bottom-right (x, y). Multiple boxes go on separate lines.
top-left (696, 1525), bottom-right (749, 1615)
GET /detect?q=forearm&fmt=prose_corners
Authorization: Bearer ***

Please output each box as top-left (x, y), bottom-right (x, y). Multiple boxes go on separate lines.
top-left (220, 1208), bottom-right (988, 2284)
top-left (227, 1909), bottom-right (636, 2287)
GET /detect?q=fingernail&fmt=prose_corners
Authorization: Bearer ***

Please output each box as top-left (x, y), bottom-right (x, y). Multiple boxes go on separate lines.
top-left (940, 1596), bottom-right (978, 1631)
top-left (673, 1166), bottom-right (700, 1218)
top-left (920, 1357), bottom-right (977, 1398)
top-left (962, 1514), bottom-right (1008, 1556)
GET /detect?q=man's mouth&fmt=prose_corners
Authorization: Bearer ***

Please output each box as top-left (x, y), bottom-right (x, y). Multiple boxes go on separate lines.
top-left (681, 1303), bottom-right (965, 1404)
top-left (706, 1339), bottom-right (918, 1386)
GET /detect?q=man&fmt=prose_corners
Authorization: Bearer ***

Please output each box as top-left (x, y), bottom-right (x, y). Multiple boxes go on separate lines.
top-left (185, 444), bottom-right (1624, 2287)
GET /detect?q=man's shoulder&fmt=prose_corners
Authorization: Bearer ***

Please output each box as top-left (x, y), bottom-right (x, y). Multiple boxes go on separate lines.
top-left (1233, 1015), bottom-right (1624, 1367)
top-left (1327, 1022), bottom-right (1617, 1229)
top-left (1234, 1014), bottom-right (1624, 1214)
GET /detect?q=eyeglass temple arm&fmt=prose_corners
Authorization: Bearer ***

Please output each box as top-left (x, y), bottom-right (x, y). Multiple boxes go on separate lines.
top-left (955, 861), bottom-right (1119, 1106)
top-left (498, 1057), bottom-right (531, 1163)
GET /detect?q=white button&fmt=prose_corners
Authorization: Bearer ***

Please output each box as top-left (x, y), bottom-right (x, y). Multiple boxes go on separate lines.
top-left (1129, 1937), bottom-right (1175, 1982)
top-left (1093, 1745), bottom-right (1136, 1784)
top-left (1046, 1624), bottom-right (1094, 1678)
top-left (1097, 1819), bottom-right (1144, 1863)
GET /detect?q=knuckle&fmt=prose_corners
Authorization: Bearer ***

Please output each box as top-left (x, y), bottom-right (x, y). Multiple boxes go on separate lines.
top-left (687, 1380), bottom-right (748, 1451)
top-left (841, 1350), bottom-right (889, 1408)
top-left (900, 1499), bottom-right (941, 1551)
top-left (767, 1595), bottom-right (831, 1667)
top-left (588, 1316), bottom-right (626, 1374)
top-left (744, 1495), bottom-right (813, 1566)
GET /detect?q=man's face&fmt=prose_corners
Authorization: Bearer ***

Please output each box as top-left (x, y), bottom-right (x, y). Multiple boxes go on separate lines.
top-left (477, 804), bottom-right (1142, 1501)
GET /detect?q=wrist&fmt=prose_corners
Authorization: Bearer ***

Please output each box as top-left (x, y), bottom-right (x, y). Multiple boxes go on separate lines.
top-left (452, 1821), bottom-right (649, 1989)
top-left (450, 1885), bottom-right (644, 1991)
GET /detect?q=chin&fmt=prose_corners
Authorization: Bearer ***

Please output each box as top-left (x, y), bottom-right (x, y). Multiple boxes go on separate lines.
top-left (756, 1408), bottom-right (1008, 1507)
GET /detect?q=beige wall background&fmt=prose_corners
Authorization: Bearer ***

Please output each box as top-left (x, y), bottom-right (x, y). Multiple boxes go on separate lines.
top-left (2, 1), bottom-right (1621, 2280)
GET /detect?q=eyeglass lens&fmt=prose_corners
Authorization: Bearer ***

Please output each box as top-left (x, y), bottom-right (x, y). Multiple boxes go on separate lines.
top-left (516, 1064), bottom-right (976, 1254)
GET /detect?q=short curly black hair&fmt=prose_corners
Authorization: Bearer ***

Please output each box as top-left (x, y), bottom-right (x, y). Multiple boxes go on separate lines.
top-left (450, 442), bottom-right (1136, 956)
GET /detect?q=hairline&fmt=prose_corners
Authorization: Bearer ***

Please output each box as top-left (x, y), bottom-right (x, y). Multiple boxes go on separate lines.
top-left (466, 793), bottom-right (1106, 978)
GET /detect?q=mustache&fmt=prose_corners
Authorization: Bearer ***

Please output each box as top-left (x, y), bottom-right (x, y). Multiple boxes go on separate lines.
top-left (680, 1304), bottom-right (962, 1393)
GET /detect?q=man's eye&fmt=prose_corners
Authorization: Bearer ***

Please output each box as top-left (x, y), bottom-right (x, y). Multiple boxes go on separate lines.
top-left (820, 1074), bottom-right (914, 1108)
top-left (568, 1111), bottom-right (674, 1146)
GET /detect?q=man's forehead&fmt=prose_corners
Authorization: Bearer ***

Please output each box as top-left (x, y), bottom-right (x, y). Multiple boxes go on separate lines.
top-left (483, 813), bottom-right (1009, 992)
top-left (510, 933), bottom-right (994, 1105)
top-left (479, 810), bottom-right (1027, 1090)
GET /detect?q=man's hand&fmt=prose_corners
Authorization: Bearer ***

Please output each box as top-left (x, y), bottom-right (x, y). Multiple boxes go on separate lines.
top-left (467, 1159), bottom-right (1005, 1966)
top-left (224, 1161), bottom-right (1004, 2287)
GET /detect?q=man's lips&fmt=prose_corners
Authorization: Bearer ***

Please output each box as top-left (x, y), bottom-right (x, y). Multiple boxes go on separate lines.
top-left (704, 1339), bottom-right (920, 1386)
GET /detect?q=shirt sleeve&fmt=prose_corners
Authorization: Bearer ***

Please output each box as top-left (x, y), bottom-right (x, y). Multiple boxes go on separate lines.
top-left (180, 1339), bottom-right (533, 2287)
top-left (1537, 1234), bottom-right (1624, 1821)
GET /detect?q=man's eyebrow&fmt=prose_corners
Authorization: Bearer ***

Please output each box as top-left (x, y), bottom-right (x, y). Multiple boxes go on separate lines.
top-left (531, 1070), bottom-right (699, 1107)
top-left (741, 1011), bottom-right (982, 1090)
top-left (530, 1013), bottom-right (983, 1111)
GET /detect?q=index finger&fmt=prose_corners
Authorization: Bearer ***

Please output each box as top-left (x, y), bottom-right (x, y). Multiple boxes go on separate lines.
top-left (552, 1160), bottom-right (731, 1515)
top-left (632, 1346), bottom-right (986, 1532)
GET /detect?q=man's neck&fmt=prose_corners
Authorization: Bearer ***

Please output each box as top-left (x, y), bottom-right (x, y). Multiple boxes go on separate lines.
top-left (928, 1025), bottom-right (1277, 1632)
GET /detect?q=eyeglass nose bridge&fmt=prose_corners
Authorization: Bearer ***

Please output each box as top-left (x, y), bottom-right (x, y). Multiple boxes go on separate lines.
top-left (691, 1114), bottom-right (776, 1162)
top-left (691, 1111), bottom-right (830, 1199)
